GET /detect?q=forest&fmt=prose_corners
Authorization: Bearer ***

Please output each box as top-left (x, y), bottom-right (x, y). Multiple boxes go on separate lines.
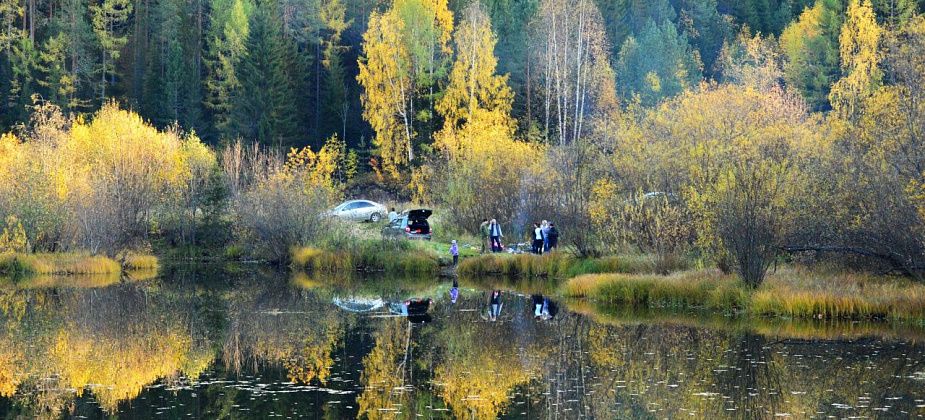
top-left (1, 0), bottom-right (925, 288)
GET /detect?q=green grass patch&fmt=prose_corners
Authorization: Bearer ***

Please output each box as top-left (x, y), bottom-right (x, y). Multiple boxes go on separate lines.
top-left (562, 270), bottom-right (748, 311)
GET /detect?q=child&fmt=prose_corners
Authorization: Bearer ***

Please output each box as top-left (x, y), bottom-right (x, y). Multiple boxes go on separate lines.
top-left (450, 240), bottom-right (459, 266)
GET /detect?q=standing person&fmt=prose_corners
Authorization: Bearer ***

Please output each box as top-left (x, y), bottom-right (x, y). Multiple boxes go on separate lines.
top-left (450, 240), bottom-right (459, 266)
top-left (489, 290), bottom-right (502, 321)
top-left (388, 208), bottom-right (398, 223)
top-left (532, 222), bottom-right (544, 255)
top-left (547, 222), bottom-right (559, 251)
top-left (489, 219), bottom-right (503, 253)
top-left (479, 219), bottom-right (490, 254)
top-left (541, 220), bottom-right (551, 252)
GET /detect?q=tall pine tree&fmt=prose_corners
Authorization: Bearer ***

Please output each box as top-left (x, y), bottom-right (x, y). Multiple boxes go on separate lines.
top-left (204, 0), bottom-right (252, 142)
top-left (231, 1), bottom-right (301, 148)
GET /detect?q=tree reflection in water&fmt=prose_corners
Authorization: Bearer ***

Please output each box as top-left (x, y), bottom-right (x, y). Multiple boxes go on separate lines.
top-left (0, 269), bottom-right (923, 418)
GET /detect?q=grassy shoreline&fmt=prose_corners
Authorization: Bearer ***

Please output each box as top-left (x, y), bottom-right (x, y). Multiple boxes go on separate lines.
top-left (291, 241), bottom-right (440, 276)
top-left (0, 252), bottom-right (159, 277)
top-left (562, 268), bottom-right (925, 323)
top-left (457, 252), bottom-right (680, 279)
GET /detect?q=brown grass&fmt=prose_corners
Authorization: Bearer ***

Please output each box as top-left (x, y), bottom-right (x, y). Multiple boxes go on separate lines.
top-left (291, 243), bottom-right (439, 275)
top-left (0, 252), bottom-right (121, 275)
top-left (752, 268), bottom-right (925, 321)
top-left (562, 269), bottom-right (748, 310)
top-left (121, 252), bottom-right (160, 271)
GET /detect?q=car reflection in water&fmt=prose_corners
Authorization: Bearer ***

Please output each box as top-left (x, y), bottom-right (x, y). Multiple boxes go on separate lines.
top-left (331, 296), bottom-right (433, 323)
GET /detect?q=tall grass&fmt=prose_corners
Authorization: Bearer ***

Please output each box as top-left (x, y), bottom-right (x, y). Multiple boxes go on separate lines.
top-left (291, 240), bottom-right (440, 275)
top-left (0, 252), bottom-right (159, 280)
top-left (458, 252), bottom-right (685, 279)
top-left (566, 298), bottom-right (925, 341)
top-left (564, 266), bottom-right (925, 322)
top-left (752, 268), bottom-right (925, 321)
top-left (0, 252), bottom-right (122, 275)
top-left (562, 270), bottom-right (749, 311)
top-left (121, 253), bottom-right (160, 271)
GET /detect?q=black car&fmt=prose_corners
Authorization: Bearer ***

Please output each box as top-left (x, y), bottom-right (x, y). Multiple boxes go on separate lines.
top-left (381, 209), bottom-right (432, 240)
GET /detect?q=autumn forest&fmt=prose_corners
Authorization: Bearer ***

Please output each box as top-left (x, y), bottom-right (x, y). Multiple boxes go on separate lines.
top-left (1, 0), bottom-right (925, 288)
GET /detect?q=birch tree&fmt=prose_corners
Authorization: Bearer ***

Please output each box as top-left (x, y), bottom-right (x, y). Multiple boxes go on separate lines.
top-left (533, 0), bottom-right (613, 146)
top-left (357, 0), bottom-right (453, 177)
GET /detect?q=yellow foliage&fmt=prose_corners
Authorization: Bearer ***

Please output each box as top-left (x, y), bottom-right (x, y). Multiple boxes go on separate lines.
top-left (358, 0), bottom-right (454, 177)
top-left (0, 102), bottom-right (217, 253)
top-left (0, 341), bottom-right (22, 397)
top-left (0, 216), bottom-right (29, 253)
top-left (51, 321), bottom-right (203, 413)
top-left (830, 0), bottom-right (882, 120)
top-left (435, 2), bottom-right (515, 157)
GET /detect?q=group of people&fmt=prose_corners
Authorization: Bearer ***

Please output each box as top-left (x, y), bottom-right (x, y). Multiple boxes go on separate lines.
top-left (477, 218), bottom-right (560, 254)
top-left (531, 220), bottom-right (559, 254)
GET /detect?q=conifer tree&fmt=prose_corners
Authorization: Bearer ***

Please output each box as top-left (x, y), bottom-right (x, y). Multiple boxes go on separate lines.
top-left (204, 0), bottom-right (252, 141)
top-left (36, 34), bottom-right (77, 111)
top-left (90, 0), bottom-right (132, 102)
top-left (319, 0), bottom-right (351, 140)
top-left (232, 2), bottom-right (301, 148)
top-left (616, 19), bottom-right (703, 107)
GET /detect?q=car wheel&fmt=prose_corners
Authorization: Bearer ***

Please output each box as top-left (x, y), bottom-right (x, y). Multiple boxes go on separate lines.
top-left (370, 212), bottom-right (381, 223)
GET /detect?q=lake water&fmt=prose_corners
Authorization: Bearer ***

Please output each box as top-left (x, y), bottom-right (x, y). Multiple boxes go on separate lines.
top-left (1, 266), bottom-right (924, 419)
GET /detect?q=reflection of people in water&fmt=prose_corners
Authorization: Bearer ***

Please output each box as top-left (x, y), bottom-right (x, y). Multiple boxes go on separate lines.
top-left (449, 278), bottom-right (459, 304)
top-left (489, 290), bottom-right (502, 321)
top-left (531, 294), bottom-right (558, 321)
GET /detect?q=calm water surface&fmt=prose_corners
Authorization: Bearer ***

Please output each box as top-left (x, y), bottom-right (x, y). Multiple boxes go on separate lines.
top-left (0, 266), bottom-right (924, 419)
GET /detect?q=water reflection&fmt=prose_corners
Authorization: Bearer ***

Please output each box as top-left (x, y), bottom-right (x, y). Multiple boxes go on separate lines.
top-left (0, 268), bottom-right (923, 418)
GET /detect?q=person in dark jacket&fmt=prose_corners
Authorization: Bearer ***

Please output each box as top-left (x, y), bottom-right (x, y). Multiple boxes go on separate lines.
top-left (479, 219), bottom-right (490, 254)
top-left (547, 223), bottom-right (559, 251)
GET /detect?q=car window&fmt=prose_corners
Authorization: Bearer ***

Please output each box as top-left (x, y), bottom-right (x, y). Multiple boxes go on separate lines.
top-left (355, 202), bottom-right (373, 209)
top-left (343, 202), bottom-right (360, 210)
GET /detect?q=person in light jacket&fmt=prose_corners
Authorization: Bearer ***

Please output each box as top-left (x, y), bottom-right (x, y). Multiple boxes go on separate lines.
top-left (450, 240), bottom-right (459, 266)
top-left (488, 219), bottom-right (503, 252)
top-left (541, 220), bottom-right (551, 252)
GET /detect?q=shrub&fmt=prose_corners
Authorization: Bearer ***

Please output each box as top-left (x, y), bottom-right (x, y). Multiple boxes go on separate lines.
top-left (226, 142), bottom-right (342, 262)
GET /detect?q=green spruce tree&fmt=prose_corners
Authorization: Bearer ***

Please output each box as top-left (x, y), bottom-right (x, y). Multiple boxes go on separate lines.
top-left (232, 2), bottom-right (301, 148)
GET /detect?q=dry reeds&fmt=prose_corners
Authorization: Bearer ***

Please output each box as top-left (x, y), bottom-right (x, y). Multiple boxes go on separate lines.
top-left (562, 269), bottom-right (748, 310)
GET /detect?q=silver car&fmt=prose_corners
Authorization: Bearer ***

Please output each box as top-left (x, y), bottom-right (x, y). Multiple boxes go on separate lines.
top-left (328, 199), bottom-right (388, 222)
